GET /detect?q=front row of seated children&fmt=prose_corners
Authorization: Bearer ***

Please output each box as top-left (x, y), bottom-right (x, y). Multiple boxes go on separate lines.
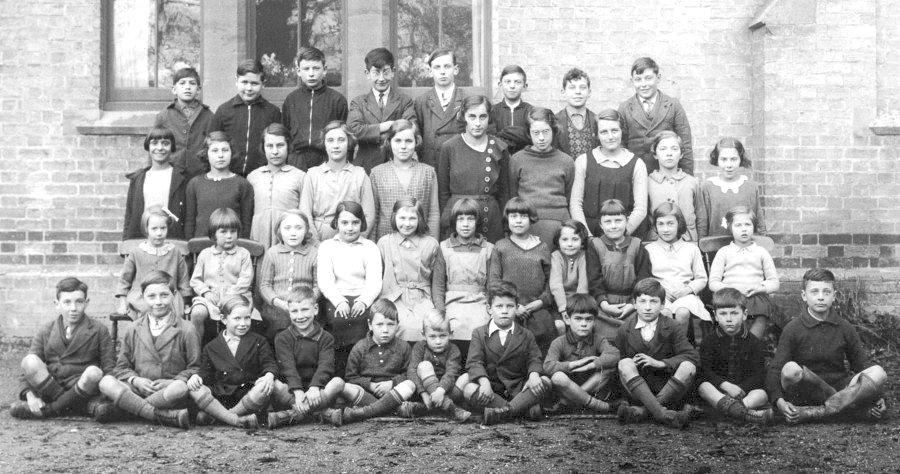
top-left (12, 268), bottom-right (887, 430)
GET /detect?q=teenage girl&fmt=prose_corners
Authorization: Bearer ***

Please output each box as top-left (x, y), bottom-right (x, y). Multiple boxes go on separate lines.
top-left (697, 138), bottom-right (765, 238)
top-left (647, 131), bottom-right (700, 242)
top-left (123, 127), bottom-right (186, 240)
top-left (247, 123), bottom-right (305, 248)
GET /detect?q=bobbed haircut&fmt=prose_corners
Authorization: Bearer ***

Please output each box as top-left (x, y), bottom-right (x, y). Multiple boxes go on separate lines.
top-left (709, 137), bottom-right (751, 168)
top-left (449, 198), bottom-right (481, 232)
top-left (566, 293), bottom-right (600, 317)
top-left (650, 130), bottom-right (683, 155)
top-left (632, 277), bottom-right (666, 301)
top-left (724, 206), bottom-right (758, 234)
top-left (651, 202), bottom-right (688, 240)
top-left (711, 287), bottom-right (747, 311)
top-left (144, 127), bottom-right (177, 153)
top-left (562, 67), bottom-right (591, 89)
top-left (140, 270), bottom-right (175, 293)
top-left (141, 205), bottom-right (172, 237)
top-left (554, 219), bottom-right (589, 251)
top-left (524, 107), bottom-right (558, 137)
top-left (369, 298), bottom-right (399, 322)
top-left (208, 207), bottom-right (242, 240)
top-left (172, 67), bottom-right (201, 84)
top-left (599, 199), bottom-right (628, 218)
top-left (274, 209), bottom-right (312, 246)
top-left (287, 285), bottom-right (318, 305)
top-left (503, 197), bottom-right (539, 226)
top-left (595, 108), bottom-right (624, 133)
top-left (499, 64), bottom-right (527, 83)
top-left (260, 122), bottom-right (291, 151)
top-left (802, 268), bottom-right (836, 290)
top-left (380, 119), bottom-right (421, 161)
top-left (198, 131), bottom-right (233, 170)
top-left (56, 277), bottom-right (88, 300)
top-left (422, 308), bottom-right (451, 333)
top-left (236, 59), bottom-right (265, 80)
top-left (456, 95), bottom-right (492, 125)
top-left (391, 197), bottom-right (429, 235)
top-left (320, 121), bottom-right (357, 162)
top-left (364, 47), bottom-right (394, 69)
top-left (631, 57), bottom-right (660, 76)
top-left (221, 295), bottom-right (252, 318)
top-left (427, 47), bottom-right (457, 66)
top-left (487, 280), bottom-right (518, 305)
top-left (295, 46), bottom-right (326, 66)
top-left (330, 200), bottom-right (368, 232)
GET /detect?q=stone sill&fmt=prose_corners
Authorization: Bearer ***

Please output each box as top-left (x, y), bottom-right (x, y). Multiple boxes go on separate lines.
top-left (76, 110), bottom-right (156, 136)
top-left (870, 126), bottom-right (900, 136)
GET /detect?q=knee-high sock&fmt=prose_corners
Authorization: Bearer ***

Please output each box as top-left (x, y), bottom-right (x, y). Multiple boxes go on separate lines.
top-left (508, 389), bottom-right (540, 416)
top-left (230, 388), bottom-right (268, 416)
top-left (824, 373), bottom-right (881, 415)
top-left (624, 375), bottom-right (675, 423)
top-left (557, 380), bottom-right (608, 411)
top-left (112, 387), bottom-right (156, 421)
top-left (145, 384), bottom-right (184, 409)
top-left (43, 385), bottom-right (89, 416)
top-left (656, 377), bottom-right (690, 407)
top-left (35, 376), bottom-right (65, 401)
top-left (348, 390), bottom-right (403, 421)
top-left (192, 386), bottom-right (240, 425)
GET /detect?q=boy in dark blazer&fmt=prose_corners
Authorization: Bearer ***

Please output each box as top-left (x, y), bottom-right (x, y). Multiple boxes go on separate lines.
top-left (463, 280), bottom-right (551, 425)
top-left (615, 278), bottom-right (698, 428)
top-left (154, 67), bottom-right (213, 180)
top-left (10, 277), bottom-right (114, 420)
top-left (347, 48), bottom-right (417, 174)
top-left (413, 48), bottom-right (467, 167)
top-left (618, 57), bottom-right (694, 175)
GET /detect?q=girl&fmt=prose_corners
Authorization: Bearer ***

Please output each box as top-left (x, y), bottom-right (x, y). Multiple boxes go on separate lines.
top-left (123, 127), bottom-right (187, 240)
top-left (708, 207), bottom-right (780, 339)
top-left (491, 65), bottom-right (533, 156)
top-left (370, 120), bottom-right (440, 242)
top-left (437, 95), bottom-right (510, 243)
top-left (257, 210), bottom-right (318, 341)
top-left (184, 131), bottom-right (254, 239)
top-left (115, 206), bottom-right (191, 318)
top-left (647, 131), bottom-right (700, 242)
top-left (247, 123), bottom-right (305, 248)
top-left (697, 137), bottom-right (765, 238)
top-left (378, 198), bottom-right (440, 342)
top-left (299, 121), bottom-right (376, 242)
top-left (549, 219), bottom-right (589, 335)
top-left (509, 107), bottom-right (575, 248)
top-left (570, 109), bottom-right (648, 239)
top-left (187, 295), bottom-right (289, 429)
top-left (432, 198), bottom-right (493, 360)
top-left (189, 208), bottom-right (254, 344)
top-left (316, 201), bottom-right (383, 377)
top-left (488, 197), bottom-right (555, 354)
top-left (644, 203), bottom-right (710, 334)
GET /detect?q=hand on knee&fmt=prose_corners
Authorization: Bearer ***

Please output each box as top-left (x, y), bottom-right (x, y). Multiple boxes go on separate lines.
top-left (618, 358), bottom-right (638, 378)
top-left (166, 380), bottom-right (189, 399)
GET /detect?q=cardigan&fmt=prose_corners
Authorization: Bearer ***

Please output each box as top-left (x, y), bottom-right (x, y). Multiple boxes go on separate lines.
top-left (123, 165), bottom-right (187, 240)
top-left (154, 99), bottom-right (214, 179)
top-left (708, 242), bottom-right (779, 295)
top-left (184, 174), bottom-right (254, 239)
top-left (198, 330), bottom-right (280, 397)
top-left (282, 83), bottom-right (349, 171)
top-left (347, 88), bottom-right (417, 173)
top-left (467, 323), bottom-right (544, 397)
top-left (618, 91), bottom-right (694, 175)
top-left (549, 250), bottom-right (589, 313)
top-left (190, 246), bottom-right (253, 302)
top-left (257, 242), bottom-right (318, 305)
top-left (209, 94), bottom-right (282, 177)
top-left (114, 313), bottom-right (201, 383)
top-left (274, 323), bottom-right (336, 390)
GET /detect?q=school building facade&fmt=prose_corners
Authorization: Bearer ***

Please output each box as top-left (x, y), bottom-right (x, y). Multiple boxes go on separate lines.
top-left (0, 0), bottom-right (898, 340)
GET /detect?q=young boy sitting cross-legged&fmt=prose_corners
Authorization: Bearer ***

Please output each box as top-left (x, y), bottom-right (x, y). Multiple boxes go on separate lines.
top-left (767, 268), bottom-right (888, 424)
top-left (463, 280), bottom-right (551, 425)
top-left (615, 278), bottom-right (698, 429)
top-left (544, 293), bottom-right (620, 414)
top-left (697, 288), bottom-right (773, 425)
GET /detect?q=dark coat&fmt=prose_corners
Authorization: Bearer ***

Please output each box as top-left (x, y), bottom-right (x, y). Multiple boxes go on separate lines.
top-left (123, 165), bottom-right (187, 240)
top-left (413, 87), bottom-right (468, 167)
top-left (154, 100), bottom-right (214, 179)
top-left (614, 314), bottom-right (700, 389)
top-left (199, 331), bottom-right (279, 397)
top-left (467, 323), bottom-right (543, 398)
top-left (115, 313), bottom-right (200, 383)
top-left (347, 89), bottom-right (417, 174)
top-left (618, 91), bottom-right (693, 175)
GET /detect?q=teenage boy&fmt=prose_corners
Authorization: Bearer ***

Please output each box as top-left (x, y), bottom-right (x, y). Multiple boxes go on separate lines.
top-left (414, 48), bottom-right (468, 167)
top-left (555, 68), bottom-right (598, 160)
top-left (154, 67), bottom-right (214, 179)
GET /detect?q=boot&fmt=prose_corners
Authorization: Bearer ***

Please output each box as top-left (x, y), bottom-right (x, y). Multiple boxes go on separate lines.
top-left (823, 373), bottom-right (881, 416)
top-left (154, 408), bottom-right (191, 429)
top-left (341, 390), bottom-right (403, 425)
top-left (9, 401), bottom-right (38, 419)
top-left (792, 405), bottom-right (827, 424)
top-left (526, 404), bottom-right (543, 421)
top-left (195, 411), bottom-right (215, 426)
top-left (440, 398), bottom-right (471, 423)
top-left (483, 406), bottom-right (511, 426)
top-left (622, 376), bottom-right (688, 429)
top-left (744, 407), bottom-right (775, 425)
top-left (715, 396), bottom-right (748, 420)
top-left (316, 408), bottom-right (344, 427)
top-left (88, 400), bottom-right (125, 423)
top-left (267, 408), bottom-right (305, 429)
top-left (616, 402), bottom-right (649, 424)
top-left (42, 386), bottom-right (90, 417)
top-left (236, 413), bottom-right (259, 429)
top-left (397, 401), bottom-right (427, 419)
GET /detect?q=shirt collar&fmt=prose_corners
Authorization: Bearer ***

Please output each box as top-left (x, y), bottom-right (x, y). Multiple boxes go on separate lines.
top-left (488, 320), bottom-right (515, 337)
top-left (638, 91), bottom-right (659, 107)
top-left (372, 87), bottom-right (391, 99)
top-left (211, 246), bottom-right (239, 255)
top-left (230, 94), bottom-right (265, 107)
top-left (289, 322), bottom-right (323, 340)
top-left (728, 241), bottom-right (757, 253)
top-left (714, 324), bottom-right (749, 339)
top-left (801, 306), bottom-right (840, 327)
top-left (223, 330), bottom-right (241, 344)
top-left (660, 240), bottom-right (684, 253)
top-left (599, 235), bottom-right (631, 251)
top-left (319, 161), bottom-right (354, 173)
top-left (435, 84), bottom-right (456, 99)
top-left (447, 234), bottom-right (485, 248)
top-left (648, 169), bottom-right (688, 184)
top-left (364, 331), bottom-right (398, 349)
top-left (274, 242), bottom-right (312, 255)
top-left (565, 105), bottom-right (586, 118)
top-left (259, 164), bottom-right (298, 174)
top-left (634, 317), bottom-right (659, 330)
top-left (564, 327), bottom-right (594, 346)
top-left (331, 234), bottom-right (364, 245)
top-left (397, 234), bottom-right (421, 248)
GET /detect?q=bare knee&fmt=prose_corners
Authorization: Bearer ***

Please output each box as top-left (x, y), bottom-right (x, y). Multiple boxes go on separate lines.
top-left (618, 358), bottom-right (638, 378)
top-left (98, 375), bottom-right (123, 396)
top-left (550, 371), bottom-right (571, 387)
top-left (79, 366), bottom-right (104, 390)
top-left (675, 361), bottom-right (696, 380)
top-left (416, 361), bottom-right (435, 379)
top-left (675, 308), bottom-right (691, 324)
top-left (166, 380), bottom-right (189, 399)
top-left (462, 383), bottom-right (479, 401)
top-left (21, 354), bottom-right (44, 374)
top-left (863, 365), bottom-right (887, 387)
top-left (781, 361), bottom-right (803, 385)
top-left (192, 306), bottom-right (209, 322)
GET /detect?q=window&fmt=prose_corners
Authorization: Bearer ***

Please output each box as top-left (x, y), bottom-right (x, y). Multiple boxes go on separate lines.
top-left (104, 0), bottom-right (202, 109)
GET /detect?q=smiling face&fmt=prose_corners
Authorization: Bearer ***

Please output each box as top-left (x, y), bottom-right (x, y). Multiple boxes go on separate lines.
top-left (236, 72), bottom-right (263, 103)
top-left (558, 226), bottom-right (583, 257)
top-left (279, 213), bottom-right (307, 249)
top-left (714, 306), bottom-right (747, 336)
top-left (207, 140), bottom-right (232, 172)
top-left (506, 211), bottom-right (531, 237)
top-left (56, 290), bottom-right (88, 327)
top-left (455, 214), bottom-right (477, 240)
top-left (423, 325), bottom-right (450, 354)
top-left (324, 128), bottom-right (349, 163)
top-left (529, 119), bottom-right (553, 153)
top-left (488, 295), bottom-right (516, 329)
top-left (632, 69), bottom-right (661, 100)
top-left (297, 59), bottom-right (326, 89)
top-left (172, 76), bottom-right (200, 104)
top-left (730, 213), bottom-right (754, 246)
top-left (802, 280), bottom-right (835, 318)
top-left (597, 119), bottom-right (622, 152)
top-left (264, 133), bottom-right (288, 167)
top-left (395, 207), bottom-right (419, 238)
top-left (148, 138), bottom-right (172, 166)
top-left (429, 53), bottom-right (458, 88)
top-left (716, 147), bottom-right (742, 181)
top-left (654, 137), bottom-right (682, 171)
top-left (655, 214), bottom-right (680, 244)
top-left (337, 210), bottom-right (362, 243)
top-left (224, 304), bottom-right (252, 337)
top-left (563, 78), bottom-right (590, 108)
top-left (215, 227), bottom-right (238, 250)
top-left (600, 214), bottom-right (627, 242)
top-left (369, 312), bottom-right (399, 345)
top-left (634, 294), bottom-right (662, 323)
top-left (500, 72), bottom-right (526, 103)
top-left (366, 65), bottom-right (394, 93)
top-left (142, 283), bottom-right (173, 319)
top-left (146, 214), bottom-right (169, 247)
top-left (565, 311), bottom-right (596, 338)
top-left (390, 128), bottom-right (416, 163)
top-left (289, 298), bottom-right (318, 333)
top-left (464, 103), bottom-right (489, 140)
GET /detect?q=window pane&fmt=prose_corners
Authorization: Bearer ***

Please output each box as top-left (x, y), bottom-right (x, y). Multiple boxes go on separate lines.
top-left (256, 0), bottom-right (344, 88)
top-left (395, 0), bottom-right (483, 88)
top-left (111, 0), bottom-right (201, 89)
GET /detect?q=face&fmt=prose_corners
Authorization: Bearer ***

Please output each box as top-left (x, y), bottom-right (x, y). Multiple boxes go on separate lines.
top-left (714, 306), bottom-right (746, 336)
top-left (395, 207), bottom-right (419, 238)
top-left (369, 312), bottom-right (399, 345)
top-left (172, 77), bottom-right (200, 103)
top-left (366, 65), bottom-right (394, 93)
top-left (634, 294), bottom-right (663, 323)
top-left (558, 226), bottom-right (583, 257)
top-left (464, 103), bottom-right (489, 139)
top-left (224, 305), bottom-right (252, 337)
top-left (297, 59), bottom-right (326, 89)
top-left (730, 213), bottom-right (754, 245)
top-left (599, 214), bottom-right (626, 241)
top-left (148, 138), bottom-right (172, 165)
top-left (215, 227), bottom-right (238, 250)
top-left (632, 69), bottom-right (661, 100)
top-left (529, 120), bottom-right (553, 153)
top-left (655, 215), bottom-right (680, 243)
top-left (716, 148), bottom-right (742, 180)
top-left (654, 137), bottom-right (682, 171)
top-left (802, 280), bottom-right (836, 316)
top-left (146, 215), bottom-right (169, 247)
top-left (142, 283), bottom-right (174, 319)
top-left (506, 211), bottom-right (531, 236)
top-left (56, 290), bottom-right (88, 327)
top-left (236, 72), bottom-right (263, 103)
top-left (429, 54), bottom-right (458, 87)
top-left (563, 78), bottom-right (590, 108)
top-left (488, 295), bottom-right (517, 330)
top-left (455, 214), bottom-right (477, 240)
top-left (597, 119), bottom-right (622, 152)
top-left (337, 210), bottom-right (362, 243)
top-left (264, 133), bottom-right (288, 167)
top-left (390, 128), bottom-right (416, 163)
top-left (565, 312), bottom-right (596, 338)
top-left (288, 298), bottom-right (318, 333)
top-left (207, 140), bottom-right (232, 172)
top-left (279, 214), bottom-right (307, 248)
top-left (423, 326), bottom-right (450, 353)
top-left (500, 73), bottom-right (526, 102)
top-left (324, 128), bottom-right (349, 162)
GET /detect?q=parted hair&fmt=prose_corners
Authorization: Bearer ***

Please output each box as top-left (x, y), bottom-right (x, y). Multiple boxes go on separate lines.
top-left (369, 298), bottom-right (399, 322)
top-left (632, 277), bottom-right (666, 301)
top-left (391, 197), bottom-right (429, 235)
top-left (56, 277), bottom-right (88, 299)
top-left (651, 202), bottom-right (688, 240)
top-left (709, 137), bottom-right (751, 168)
top-left (487, 280), bottom-right (518, 305)
top-left (330, 200), bottom-right (367, 233)
top-left (566, 293), bottom-right (600, 317)
top-left (140, 270), bottom-right (175, 293)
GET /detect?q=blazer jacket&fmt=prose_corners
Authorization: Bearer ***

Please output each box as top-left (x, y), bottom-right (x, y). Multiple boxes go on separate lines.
top-left (198, 331), bottom-right (279, 397)
top-left (413, 87), bottom-right (468, 167)
top-left (467, 323), bottom-right (543, 397)
top-left (614, 314), bottom-right (700, 372)
top-left (115, 313), bottom-right (200, 383)
top-left (123, 165), bottom-right (187, 240)
top-left (347, 89), bottom-right (417, 173)
top-left (618, 91), bottom-right (694, 175)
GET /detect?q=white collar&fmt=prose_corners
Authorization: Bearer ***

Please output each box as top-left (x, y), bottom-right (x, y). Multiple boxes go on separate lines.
top-left (488, 320), bottom-right (515, 337)
top-left (634, 317), bottom-right (659, 330)
top-left (708, 175), bottom-right (748, 194)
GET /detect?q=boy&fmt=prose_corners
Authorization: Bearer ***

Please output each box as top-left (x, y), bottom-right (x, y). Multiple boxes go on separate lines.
top-left (544, 294), bottom-right (620, 414)
top-left (347, 47), bottom-right (416, 174)
top-left (402, 309), bottom-right (471, 422)
top-left (697, 288), bottom-right (773, 424)
top-left (154, 67), bottom-right (214, 180)
top-left (463, 280), bottom-right (551, 425)
top-left (615, 278), bottom-right (698, 428)
top-left (767, 268), bottom-right (888, 424)
top-left (10, 277), bottom-right (114, 420)
top-left (554, 68), bottom-right (598, 160)
top-left (97, 271), bottom-right (199, 429)
top-left (413, 48), bottom-right (468, 167)
top-left (618, 57), bottom-right (693, 175)
top-left (209, 59), bottom-right (282, 177)
top-left (488, 65), bottom-right (532, 156)
top-left (269, 286), bottom-right (346, 428)
top-left (323, 299), bottom-right (417, 426)
top-left (282, 46), bottom-right (349, 171)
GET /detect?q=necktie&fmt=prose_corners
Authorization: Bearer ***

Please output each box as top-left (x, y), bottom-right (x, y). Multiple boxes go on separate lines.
top-left (571, 114), bottom-right (584, 130)
top-left (441, 93), bottom-right (449, 110)
top-left (65, 326), bottom-right (72, 340)
top-left (378, 92), bottom-right (385, 109)
top-left (643, 99), bottom-right (653, 116)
